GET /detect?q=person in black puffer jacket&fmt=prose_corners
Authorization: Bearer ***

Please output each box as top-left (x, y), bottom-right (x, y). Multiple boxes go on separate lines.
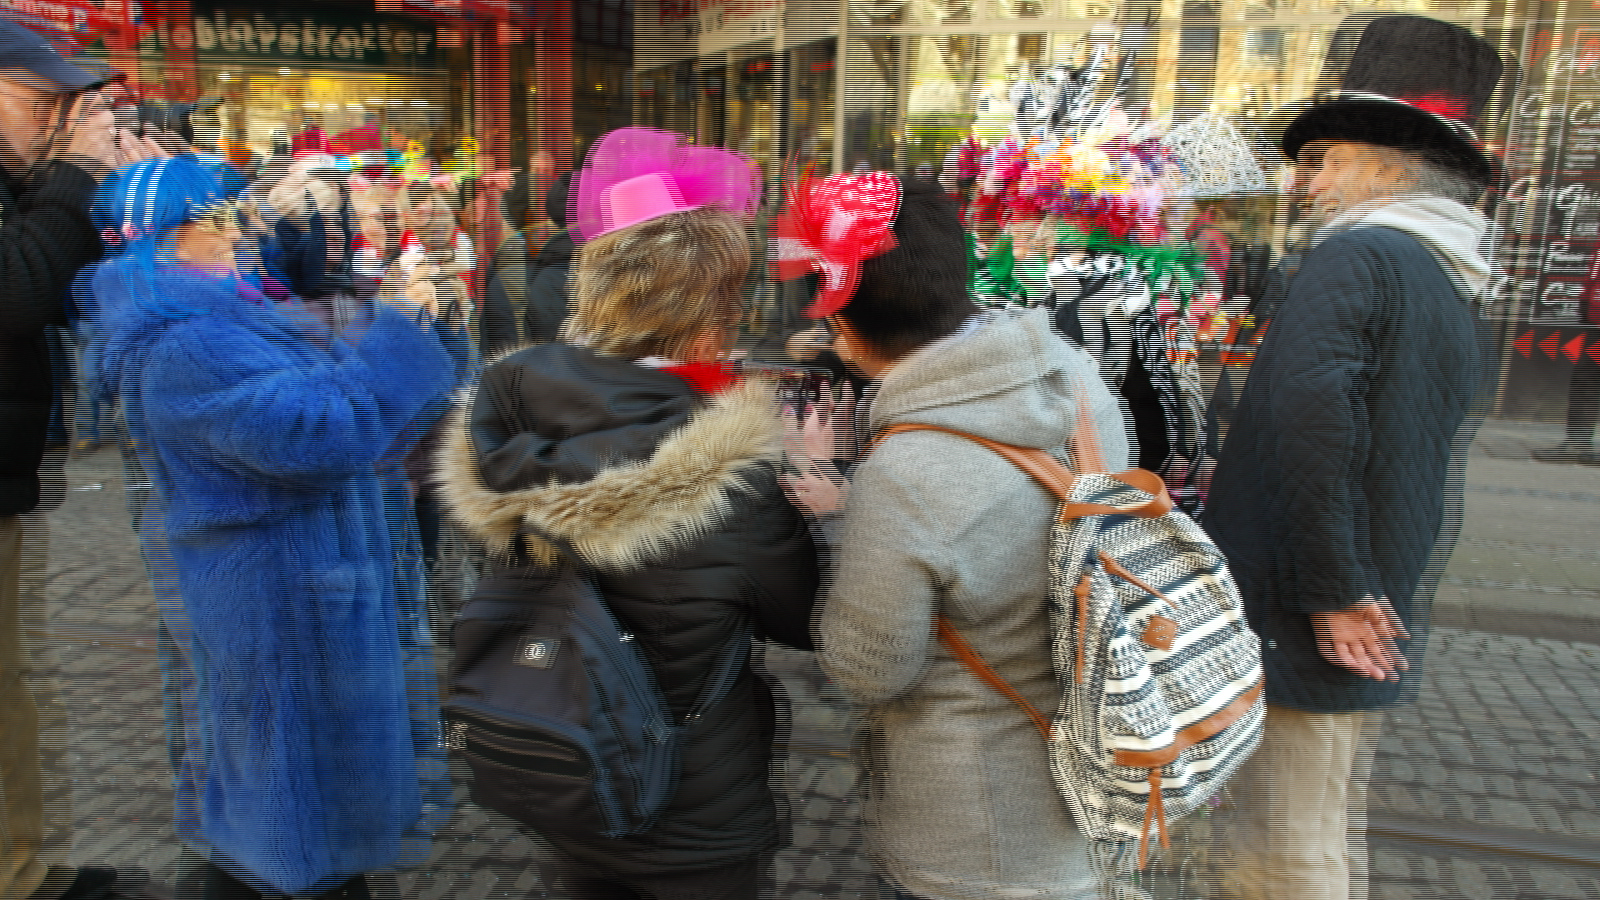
top-left (522, 172), bottom-right (575, 343)
top-left (435, 137), bottom-right (817, 900)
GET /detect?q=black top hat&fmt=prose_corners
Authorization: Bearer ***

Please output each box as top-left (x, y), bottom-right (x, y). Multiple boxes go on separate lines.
top-left (1281, 15), bottom-right (1506, 184)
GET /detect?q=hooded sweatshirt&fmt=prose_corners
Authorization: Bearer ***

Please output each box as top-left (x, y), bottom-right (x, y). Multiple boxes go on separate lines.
top-left (819, 308), bottom-right (1128, 900)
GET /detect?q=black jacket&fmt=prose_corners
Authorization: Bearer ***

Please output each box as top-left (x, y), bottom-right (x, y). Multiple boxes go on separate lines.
top-left (0, 161), bottom-right (103, 517)
top-left (479, 230), bottom-right (527, 357)
top-left (436, 343), bottom-right (819, 873)
top-left (523, 229), bottom-right (574, 343)
top-left (1205, 227), bottom-right (1488, 713)
top-left (479, 269), bottom-right (519, 357)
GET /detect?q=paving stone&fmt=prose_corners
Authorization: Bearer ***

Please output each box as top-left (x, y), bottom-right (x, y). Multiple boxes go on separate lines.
top-left (1530, 866), bottom-right (1589, 900)
top-left (1449, 858), bottom-right (1498, 900)
top-left (1373, 851), bottom-right (1411, 878)
top-left (1565, 809), bottom-right (1600, 837)
top-left (814, 763), bottom-right (859, 799)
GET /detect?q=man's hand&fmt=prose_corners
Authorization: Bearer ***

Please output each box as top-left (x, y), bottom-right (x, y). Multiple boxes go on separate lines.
top-left (1310, 599), bottom-right (1410, 681)
top-left (57, 92), bottom-right (117, 173)
top-left (111, 128), bottom-right (169, 167)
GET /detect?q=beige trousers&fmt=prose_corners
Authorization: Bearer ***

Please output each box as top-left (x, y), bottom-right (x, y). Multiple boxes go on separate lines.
top-left (0, 514), bottom-right (68, 900)
top-left (1215, 703), bottom-right (1378, 900)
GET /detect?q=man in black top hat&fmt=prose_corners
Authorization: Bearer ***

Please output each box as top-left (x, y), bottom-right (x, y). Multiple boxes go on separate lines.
top-left (1205, 15), bottom-right (1503, 900)
top-left (0, 15), bottom-right (163, 900)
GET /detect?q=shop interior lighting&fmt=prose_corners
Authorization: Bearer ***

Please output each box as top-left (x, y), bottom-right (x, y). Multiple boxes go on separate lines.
top-left (218, 72), bottom-right (231, 81)
top-left (279, 68), bottom-right (292, 76)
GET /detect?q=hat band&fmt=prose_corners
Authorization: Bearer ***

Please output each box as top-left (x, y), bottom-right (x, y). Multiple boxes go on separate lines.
top-left (1324, 90), bottom-right (1482, 145)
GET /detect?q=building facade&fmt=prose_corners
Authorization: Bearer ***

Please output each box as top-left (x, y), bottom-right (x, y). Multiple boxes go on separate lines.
top-left (634, 0), bottom-right (1600, 418)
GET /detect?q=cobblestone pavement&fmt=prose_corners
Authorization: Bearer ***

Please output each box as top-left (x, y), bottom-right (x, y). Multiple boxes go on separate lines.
top-left (18, 429), bottom-right (1600, 900)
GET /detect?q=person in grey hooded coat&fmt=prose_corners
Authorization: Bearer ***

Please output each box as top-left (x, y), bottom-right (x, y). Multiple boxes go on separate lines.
top-left (790, 178), bottom-right (1128, 900)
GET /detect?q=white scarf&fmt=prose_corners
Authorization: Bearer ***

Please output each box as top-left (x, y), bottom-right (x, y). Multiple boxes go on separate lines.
top-left (1314, 195), bottom-right (1492, 299)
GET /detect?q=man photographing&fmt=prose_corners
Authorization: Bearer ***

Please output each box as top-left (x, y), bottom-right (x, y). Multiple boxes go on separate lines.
top-left (0, 16), bottom-right (161, 900)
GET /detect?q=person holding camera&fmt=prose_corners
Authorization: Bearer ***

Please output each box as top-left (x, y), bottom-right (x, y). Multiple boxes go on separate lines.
top-left (86, 156), bottom-right (457, 900)
top-left (0, 17), bottom-right (164, 900)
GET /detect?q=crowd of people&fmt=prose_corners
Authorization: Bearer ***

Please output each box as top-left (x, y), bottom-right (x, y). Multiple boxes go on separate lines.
top-left (0, 12), bottom-right (1510, 900)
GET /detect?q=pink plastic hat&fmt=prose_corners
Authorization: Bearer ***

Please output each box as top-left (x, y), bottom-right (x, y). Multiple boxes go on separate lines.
top-left (570, 128), bottom-right (760, 243)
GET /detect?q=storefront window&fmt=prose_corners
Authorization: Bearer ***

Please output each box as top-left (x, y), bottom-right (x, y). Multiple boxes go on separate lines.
top-left (573, 44), bottom-right (634, 164)
top-left (142, 4), bottom-right (465, 165)
top-left (697, 64), bottom-right (728, 147)
top-left (788, 39), bottom-right (838, 173)
top-left (636, 61), bottom-right (699, 135)
top-left (729, 47), bottom-right (780, 185)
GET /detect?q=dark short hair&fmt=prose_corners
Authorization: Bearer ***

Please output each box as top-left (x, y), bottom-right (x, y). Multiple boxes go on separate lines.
top-left (547, 172), bottom-right (572, 226)
top-left (837, 177), bottom-right (978, 359)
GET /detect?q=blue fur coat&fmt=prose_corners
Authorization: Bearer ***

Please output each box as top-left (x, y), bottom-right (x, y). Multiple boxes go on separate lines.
top-left (93, 264), bottom-right (457, 893)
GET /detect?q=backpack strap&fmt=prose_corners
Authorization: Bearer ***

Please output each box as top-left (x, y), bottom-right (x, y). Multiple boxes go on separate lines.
top-left (873, 423), bottom-right (1175, 521)
top-left (679, 618), bottom-right (753, 727)
top-left (935, 618), bottom-right (1051, 743)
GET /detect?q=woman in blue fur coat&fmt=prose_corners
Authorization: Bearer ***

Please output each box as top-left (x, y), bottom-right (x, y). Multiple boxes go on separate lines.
top-left (87, 158), bottom-right (458, 898)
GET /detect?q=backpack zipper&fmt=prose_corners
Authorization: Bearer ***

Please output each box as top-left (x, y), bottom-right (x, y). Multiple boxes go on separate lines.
top-left (1075, 574), bottom-right (1091, 683)
top-left (458, 727), bottom-right (593, 779)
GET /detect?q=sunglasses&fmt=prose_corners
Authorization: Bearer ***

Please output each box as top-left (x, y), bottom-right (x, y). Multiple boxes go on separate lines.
top-left (190, 199), bottom-right (241, 233)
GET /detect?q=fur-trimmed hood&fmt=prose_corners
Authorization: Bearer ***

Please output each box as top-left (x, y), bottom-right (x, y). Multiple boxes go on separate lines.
top-left (435, 345), bottom-right (785, 570)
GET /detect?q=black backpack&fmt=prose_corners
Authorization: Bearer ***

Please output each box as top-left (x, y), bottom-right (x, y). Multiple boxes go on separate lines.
top-left (442, 530), bottom-right (750, 837)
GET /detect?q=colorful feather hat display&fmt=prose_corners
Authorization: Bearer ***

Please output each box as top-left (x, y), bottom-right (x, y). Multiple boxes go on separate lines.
top-left (959, 42), bottom-right (1265, 311)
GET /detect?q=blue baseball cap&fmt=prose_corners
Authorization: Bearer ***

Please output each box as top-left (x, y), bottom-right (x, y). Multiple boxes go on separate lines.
top-left (0, 16), bottom-right (109, 92)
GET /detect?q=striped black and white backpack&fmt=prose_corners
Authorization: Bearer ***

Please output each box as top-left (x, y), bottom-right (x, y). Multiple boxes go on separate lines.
top-left (877, 420), bottom-right (1264, 867)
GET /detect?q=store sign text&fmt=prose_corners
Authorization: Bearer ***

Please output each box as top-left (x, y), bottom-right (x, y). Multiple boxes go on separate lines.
top-left (0, 0), bottom-right (132, 32)
top-left (696, 0), bottom-right (781, 54)
top-left (148, 10), bottom-right (439, 66)
top-left (1500, 177), bottom-right (1600, 212)
top-left (1512, 92), bottom-right (1600, 129)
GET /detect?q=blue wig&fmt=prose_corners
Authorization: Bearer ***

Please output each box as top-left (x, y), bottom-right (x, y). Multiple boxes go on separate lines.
top-left (90, 158), bottom-right (229, 319)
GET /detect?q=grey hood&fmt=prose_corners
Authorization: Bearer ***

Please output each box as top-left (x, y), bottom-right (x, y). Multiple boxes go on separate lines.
top-left (871, 307), bottom-right (1130, 461)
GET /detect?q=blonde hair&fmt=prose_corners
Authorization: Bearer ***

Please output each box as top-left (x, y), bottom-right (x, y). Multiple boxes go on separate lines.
top-left (351, 182), bottom-right (397, 217)
top-left (563, 206), bottom-right (750, 360)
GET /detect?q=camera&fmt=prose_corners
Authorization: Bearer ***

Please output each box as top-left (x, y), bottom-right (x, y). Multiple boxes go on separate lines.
top-left (114, 96), bottom-right (222, 148)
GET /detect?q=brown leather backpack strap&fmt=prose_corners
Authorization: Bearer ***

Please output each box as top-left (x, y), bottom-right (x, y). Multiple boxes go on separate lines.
top-left (1057, 470), bottom-right (1174, 521)
top-left (875, 423), bottom-right (1076, 501)
top-left (936, 617), bottom-right (1052, 743)
top-left (874, 423), bottom-right (1174, 520)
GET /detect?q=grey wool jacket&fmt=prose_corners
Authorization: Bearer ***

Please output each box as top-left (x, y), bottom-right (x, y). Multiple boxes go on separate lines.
top-left (818, 308), bottom-right (1129, 900)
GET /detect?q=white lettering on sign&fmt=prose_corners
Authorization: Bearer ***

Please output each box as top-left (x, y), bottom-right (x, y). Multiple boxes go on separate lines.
top-left (697, 0), bottom-right (783, 54)
top-left (163, 12), bottom-right (434, 64)
top-left (1484, 274), bottom-right (1542, 305)
top-left (1555, 182), bottom-right (1600, 214)
top-left (1542, 281), bottom-right (1586, 306)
